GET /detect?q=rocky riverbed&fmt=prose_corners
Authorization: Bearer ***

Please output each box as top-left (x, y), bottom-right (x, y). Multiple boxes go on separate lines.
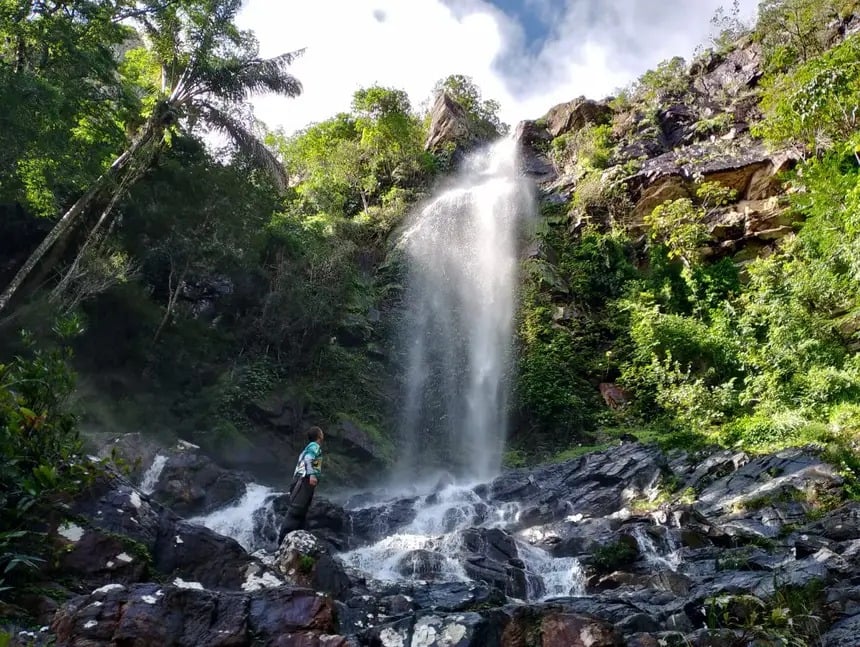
top-left (6, 440), bottom-right (860, 646)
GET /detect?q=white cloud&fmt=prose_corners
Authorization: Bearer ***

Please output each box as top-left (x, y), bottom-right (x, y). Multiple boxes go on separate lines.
top-left (238, 0), bottom-right (759, 136)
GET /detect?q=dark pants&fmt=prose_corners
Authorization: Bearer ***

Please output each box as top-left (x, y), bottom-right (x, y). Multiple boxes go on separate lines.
top-left (278, 476), bottom-right (316, 545)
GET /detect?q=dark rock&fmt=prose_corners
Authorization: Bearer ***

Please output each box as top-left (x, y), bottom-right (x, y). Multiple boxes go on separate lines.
top-left (326, 418), bottom-right (380, 464)
top-left (153, 445), bottom-right (247, 517)
top-left (347, 497), bottom-right (419, 545)
top-left (802, 501), bottom-right (860, 542)
top-left (56, 529), bottom-right (148, 591)
top-left (395, 549), bottom-right (447, 580)
top-left (514, 120), bottom-right (556, 183)
top-left (276, 531), bottom-right (350, 599)
top-left (657, 104), bottom-right (698, 149)
top-left (98, 432), bottom-right (162, 483)
top-left (543, 97), bottom-right (612, 138)
top-left (51, 583), bottom-right (335, 647)
top-left (59, 473), bottom-right (280, 592)
top-left (822, 613), bottom-right (860, 647)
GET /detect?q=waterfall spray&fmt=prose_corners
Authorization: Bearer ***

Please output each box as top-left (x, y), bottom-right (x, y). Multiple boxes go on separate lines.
top-left (396, 138), bottom-right (533, 481)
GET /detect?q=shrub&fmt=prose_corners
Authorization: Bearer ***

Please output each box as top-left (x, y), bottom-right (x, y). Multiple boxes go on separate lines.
top-left (0, 323), bottom-right (94, 597)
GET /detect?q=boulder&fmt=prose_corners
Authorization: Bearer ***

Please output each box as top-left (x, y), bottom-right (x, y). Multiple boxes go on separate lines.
top-left (153, 444), bottom-right (247, 517)
top-left (326, 418), bottom-right (381, 464)
top-left (395, 549), bottom-right (448, 580)
top-left (58, 474), bottom-right (280, 592)
top-left (98, 432), bottom-right (162, 483)
top-left (691, 40), bottom-right (763, 100)
top-left (275, 531), bottom-right (350, 598)
top-left (543, 97), bottom-right (612, 138)
top-left (425, 92), bottom-right (488, 155)
top-left (51, 583), bottom-right (336, 647)
top-left (459, 528), bottom-right (540, 599)
top-left (348, 496), bottom-right (419, 544)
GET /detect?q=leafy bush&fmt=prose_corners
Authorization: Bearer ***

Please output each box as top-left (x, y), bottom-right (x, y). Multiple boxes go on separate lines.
top-left (756, 34), bottom-right (860, 150)
top-left (0, 324), bottom-right (93, 596)
top-left (589, 539), bottom-right (638, 574)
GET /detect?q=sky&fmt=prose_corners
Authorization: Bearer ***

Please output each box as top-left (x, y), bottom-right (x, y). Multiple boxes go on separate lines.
top-left (237, 0), bottom-right (759, 136)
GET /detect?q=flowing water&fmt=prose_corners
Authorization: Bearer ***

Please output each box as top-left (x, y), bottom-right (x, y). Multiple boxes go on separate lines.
top-left (139, 454), bottom-right (167, 495)
top-left (188, 483), bottom-right (274, 551)
top-left (395, 138), bottom-right (533, 481)
top-left (180, 140), bottom-right (589, 601)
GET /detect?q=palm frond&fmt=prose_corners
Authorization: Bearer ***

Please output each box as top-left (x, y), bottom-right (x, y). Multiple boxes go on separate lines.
top-left (204, 49), bottom-right (304, 102)
top-left (200, 103), bottom-right (288, 191)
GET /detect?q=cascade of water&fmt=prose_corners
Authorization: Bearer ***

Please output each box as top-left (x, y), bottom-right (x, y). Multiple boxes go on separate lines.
top-left (518, 542), bottom-right (586, 599)
top-left (139, 454), bottom-right (168, 495)
top-left (630, 525), bottom-right (682, 572)
top-left (190, 483), bottom-right (276, 551)
top-left (396, 139), bottom-right (534, 481)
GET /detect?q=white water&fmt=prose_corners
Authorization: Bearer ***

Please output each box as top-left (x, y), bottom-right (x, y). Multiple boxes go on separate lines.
top-left (631, 525), bottom-right (683, 572)
top-left (339, 483), bottom-right (585, 600)
top-left (190, 483), bottom-right (275, 551)
top-left (139, 454), bottom-right (168, 495)
top-left (396, 139), bottom-right (533, 481)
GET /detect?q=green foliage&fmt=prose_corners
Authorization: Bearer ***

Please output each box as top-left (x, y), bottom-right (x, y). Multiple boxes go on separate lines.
top-left (705, 580), bottom-right (828, 646)
top-left (589, 539), bottom-right (638, 575)
top-left (551, 124), bottom-right (614, 172)
top-left (693, 113), bottom-right (734, 137)
top-left (634, 57), bottom-right (690, 105)
top-left (513, 226), bottom-right (637, 456)
top-left (433, 74), bottom-right (508, 137)
top-left (756, 34), bottom-right (860, 150)
top-left (755, 0), bottom-right (857, 73)
top-left (0, 323), bottom-right (92, 596)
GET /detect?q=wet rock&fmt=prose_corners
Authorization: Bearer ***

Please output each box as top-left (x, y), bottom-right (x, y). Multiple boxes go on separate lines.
top-left (51, 583), bottom-right (335, 647)
top-left (263, 496), bottom-right (351, 552)
top-left (60, 473), bottom-right (279, 591)
top-left (56, 528), bottom-right (148, 591)
top-left (153, 446), bottom-right (247, 517)
top-left (348, 497), bottom-right (419, 545)
top-left (276, 531), bottom-right (350, 598)
top-left (395, 549), bottom-right (447, 581)
top-left (502, 609), bottom-right (623, 647)
top-left (409, 613), bottom-right (487, 647)
top-left (822, 613), bottom-right (860, 647)
top-left (515, 120), bottom-right (556, 183)
top-left (98, 432), bottom-right (162, 483)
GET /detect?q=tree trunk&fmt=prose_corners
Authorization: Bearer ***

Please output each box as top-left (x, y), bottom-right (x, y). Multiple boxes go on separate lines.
top-left (0, 119), bottom-right (161, 314)
top-left (153, 262), bottom-right (189, 343)
top-left (51, 145), bottom-right (155, 301)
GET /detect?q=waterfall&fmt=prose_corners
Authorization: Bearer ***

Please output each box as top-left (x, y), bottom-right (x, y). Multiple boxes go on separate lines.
top-left (139, 454), bottom-right (168, 495)
top-left (396, 138), bottom-right (533, 481)
top-left (189, 483), bottom-right (275, 551)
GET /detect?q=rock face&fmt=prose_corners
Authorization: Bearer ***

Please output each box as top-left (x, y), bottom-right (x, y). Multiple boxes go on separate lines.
top-left (54, 474), bottom-right (281, 593)
top-left (543, 97), bottom-right (612, 138)
top-left (424, 92), bottom-right (496, 159)
top-left (30, 442), bottom-right (860, 646)
top-left (51, 583), bottom-right (338, 647)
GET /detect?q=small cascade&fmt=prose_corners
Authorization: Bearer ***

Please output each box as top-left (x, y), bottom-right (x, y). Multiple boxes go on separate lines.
top-left (339, 484), bottom-right (487, 582)
top-left (139, 454), bottom-right (168, 495)
top-left (190, 483), bottom-right (276, 551)
top-left (630, 525), bottom-right (682, 572)
top-left (518, 542), bottom-right (586, 599)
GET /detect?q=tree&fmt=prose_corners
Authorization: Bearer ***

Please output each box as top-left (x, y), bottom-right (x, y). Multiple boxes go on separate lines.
top-left (432, 74), bottom-right (508, 137)
top-left (0, 0), bottom-right (302, 314)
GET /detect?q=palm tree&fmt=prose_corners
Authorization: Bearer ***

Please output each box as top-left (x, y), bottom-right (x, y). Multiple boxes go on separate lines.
top-left (0, 0), bottom-right (302, 313)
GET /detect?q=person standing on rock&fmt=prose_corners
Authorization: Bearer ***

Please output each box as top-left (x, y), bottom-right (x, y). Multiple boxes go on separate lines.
top-left (278, 426), bottom-right (324, 545)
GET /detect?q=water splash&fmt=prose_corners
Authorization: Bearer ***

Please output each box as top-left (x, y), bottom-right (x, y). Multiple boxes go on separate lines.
top-left (630, 525), bottom-right (683, 572)
top-left (190, 483), bottom-right (275, 551)
top-left (139, 454), bottom-right (167, 495)
top-left (519, 542), bottom-right (586, 599)
top-left (396, 139), bottom-right (534, 481)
